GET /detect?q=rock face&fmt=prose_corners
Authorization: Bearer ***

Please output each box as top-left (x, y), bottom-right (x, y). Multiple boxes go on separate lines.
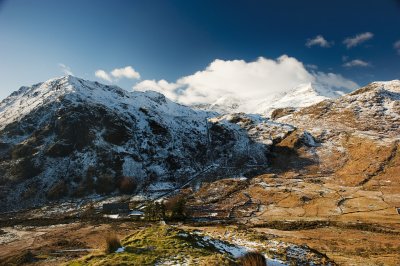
top-left (0, 76), bottom-right (296, 211)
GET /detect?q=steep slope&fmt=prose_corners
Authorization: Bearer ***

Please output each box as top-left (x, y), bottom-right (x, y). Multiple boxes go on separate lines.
top-left (0, 76), bottom-right (295, 212)
top-left (261, 80), bottom-right (400, 218)
top-left (178, 80), bottom-right (400, 223)
top-left (276, 80), bottom-right (400, 191)
top-left (171, 81), bottom-right (400, 264)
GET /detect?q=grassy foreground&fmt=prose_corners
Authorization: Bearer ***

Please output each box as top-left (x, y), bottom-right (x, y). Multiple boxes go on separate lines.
top-left (66, 225), bottom-right (235, 266)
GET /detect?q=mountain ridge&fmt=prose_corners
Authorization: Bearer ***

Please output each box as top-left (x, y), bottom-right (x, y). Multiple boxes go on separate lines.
top-left (193, 82), bottom-right (351, 115)
top-left (0, 76), bottom-right (296, 212)
top-left (1, 76), bottom-right (399, 213)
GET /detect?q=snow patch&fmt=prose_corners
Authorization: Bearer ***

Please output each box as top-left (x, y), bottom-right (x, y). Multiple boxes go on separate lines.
top-left (115, 247), bottom-right (125, 253)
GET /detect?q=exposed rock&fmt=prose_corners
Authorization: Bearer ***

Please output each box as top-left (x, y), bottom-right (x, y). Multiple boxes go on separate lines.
top-left (270, 107), bottom-right (296, 120)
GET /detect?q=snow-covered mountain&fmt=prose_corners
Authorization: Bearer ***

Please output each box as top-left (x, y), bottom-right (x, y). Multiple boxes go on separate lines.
top-left (0, 76), bottom-right (297, 211)
top-left (279, 80), bottom-right (400, 139)
top-left (193, 83), bottom-right (349, 115)
top-left (193, 95), bottom-right (243, 114)
top-left (254, 82), bottom-right (348, 114)
top-left (183, 80), bottom-right (400, 237)
top-left (272, 80), bottom-right (400, 192)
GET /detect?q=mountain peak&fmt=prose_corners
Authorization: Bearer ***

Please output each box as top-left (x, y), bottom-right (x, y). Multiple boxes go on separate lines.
top-left (252, 82), bottom-right (346, 115)
top-left (349, 80), bottom-right (400, 97)
top-left (372, 79), bottom-right (400, 86)
top-left (0, 76), bottom-right (207, 132)
top-left (370, 80), bottom-right (400, 93)
top-left (194, 82), bottom-right (350, 115)
top-left (279, 79), bottom-right (400, 140)
top-left (0, 76), bottom-right (127, 130)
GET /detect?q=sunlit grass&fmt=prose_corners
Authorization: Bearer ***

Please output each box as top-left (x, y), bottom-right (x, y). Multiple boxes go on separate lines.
top-left (66, 225), bottom-right (234, 266)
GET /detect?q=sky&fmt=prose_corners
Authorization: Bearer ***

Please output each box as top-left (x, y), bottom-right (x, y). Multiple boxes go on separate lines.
top-left (0, 0), bottom-right (399, 103)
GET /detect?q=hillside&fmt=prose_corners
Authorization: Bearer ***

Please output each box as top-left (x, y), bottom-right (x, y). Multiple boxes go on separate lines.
top-left (1, 78), bottom-right (399, 265)
top-left (0, 76), bottom-right (300, 212)
top-left (182, 80), bottom-right (400, 224)
top-left (177, 80), bottom-right (400, 265)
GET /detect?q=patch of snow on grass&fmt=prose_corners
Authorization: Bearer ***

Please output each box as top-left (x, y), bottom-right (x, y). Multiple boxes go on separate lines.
top-left (103, 214), bottom-right (119, 219)
top-left (115, 247), bottom-right (125, 253)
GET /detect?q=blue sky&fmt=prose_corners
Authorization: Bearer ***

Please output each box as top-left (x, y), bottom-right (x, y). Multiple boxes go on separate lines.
top-left (0, 0), bottom-right (399, 101)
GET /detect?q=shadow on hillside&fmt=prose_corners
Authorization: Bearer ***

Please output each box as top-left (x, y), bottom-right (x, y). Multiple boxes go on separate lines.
top-left (268, 145), bottom-right (316, 174)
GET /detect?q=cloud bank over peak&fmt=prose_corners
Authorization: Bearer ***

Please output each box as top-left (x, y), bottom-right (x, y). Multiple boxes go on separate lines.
top-left (134, 55), bottom-right (359, 111)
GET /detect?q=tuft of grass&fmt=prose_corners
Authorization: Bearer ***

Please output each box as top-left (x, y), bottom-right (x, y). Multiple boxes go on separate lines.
top-left (105, 233), bottom-right (122, 254)
top-left (238, 252), bottom-right (267, 266)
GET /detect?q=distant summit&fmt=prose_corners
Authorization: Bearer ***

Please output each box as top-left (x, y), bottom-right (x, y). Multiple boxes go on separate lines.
top-left (193, 82), bottom-right (350, 115)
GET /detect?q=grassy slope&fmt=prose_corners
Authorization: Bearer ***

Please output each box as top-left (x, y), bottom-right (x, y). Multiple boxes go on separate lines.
top-left (66, 225), bottom-right (234, 266)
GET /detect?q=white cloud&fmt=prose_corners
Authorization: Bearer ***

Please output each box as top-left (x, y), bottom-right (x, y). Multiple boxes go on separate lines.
top-left (134, 55), bottom-right (358, 111)
top-left (306, 35), bottom-right (333, 48)
top-left (134, 79), bottom-right (180, 101)
top-left (175, 56), bottom-right (315, 104)
top-left (343, 32), bottom-right (374, 48)
top-left (111, 66), bottom-right (140, 79)
top-left (313, 72), bottom-right (359, 90)
top-left (58, 63), bottom-right (73, 75)
top-left (394, 40), bottom-right (400, 55)
top-left (95, 69), bottom-right (112, 82)
top-left (343, 59), bottom-right (371, 68)
top-left (95, 65), bottom-right (140, 82)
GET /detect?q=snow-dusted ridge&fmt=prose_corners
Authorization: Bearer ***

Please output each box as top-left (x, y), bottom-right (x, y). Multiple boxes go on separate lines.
top-left (278, 79), bottom-right (400, 141)
top-left (194, 82), bottom-right (350, 115)
top-left (0, 75), bottom-right (205, 131)
top-left (254, 82), bottom-right (347, 114)
top-left (368, 79), bottom-right (400, 91)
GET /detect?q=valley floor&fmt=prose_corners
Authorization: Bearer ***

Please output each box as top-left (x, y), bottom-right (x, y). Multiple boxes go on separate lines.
top-left (0, 216), bottom-right (399, 265)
